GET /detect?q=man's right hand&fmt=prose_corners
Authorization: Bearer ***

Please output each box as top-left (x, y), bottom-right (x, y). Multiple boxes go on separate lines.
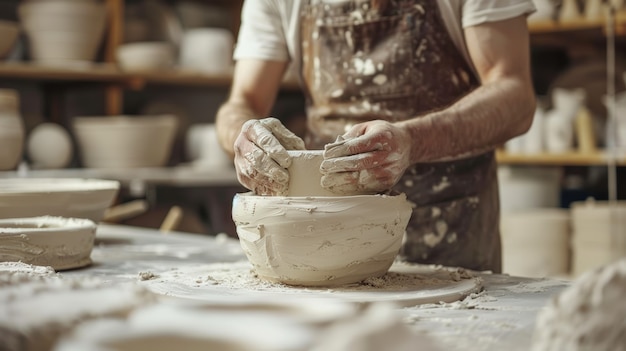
top-left (234, 117), bottom-right (306, 196)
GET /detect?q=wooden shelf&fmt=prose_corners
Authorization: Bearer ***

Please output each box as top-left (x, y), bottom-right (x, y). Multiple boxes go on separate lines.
top-left (496, 150), bottom-right (626, 166)
top-left (0, 62), bottom-right (126, 82)
top-left (528, 10), bottom-right (626, 35)
top-left (0, 62), bottom-right (301, 91)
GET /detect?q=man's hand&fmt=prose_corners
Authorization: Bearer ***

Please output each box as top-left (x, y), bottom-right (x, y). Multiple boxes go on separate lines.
top-left (320, 120), bottom-right (411, 195)
top-left (234, 117), bottom-right (305, 196)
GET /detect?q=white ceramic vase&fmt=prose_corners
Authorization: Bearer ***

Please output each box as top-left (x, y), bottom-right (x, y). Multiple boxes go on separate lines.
top-left (585, 0), bottom-right (605, 20)
top-left (0, 89), bottom-right (24, 170)
top-left (559, 0), bottom-right (582, 22)
top-left (545, 88), bottom-right (585, 153)
top-left (603, 90), bottom-right (626, 151)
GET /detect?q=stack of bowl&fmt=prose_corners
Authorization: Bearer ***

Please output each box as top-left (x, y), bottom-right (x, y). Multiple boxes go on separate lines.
top-left (0, 178), bottom-right (120, 270)
top-left (18, 0), bottom-right (107, 65)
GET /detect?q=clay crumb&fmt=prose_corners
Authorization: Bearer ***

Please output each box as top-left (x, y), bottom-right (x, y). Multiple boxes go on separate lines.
top-left (138, 271), bottom-right (158, 281)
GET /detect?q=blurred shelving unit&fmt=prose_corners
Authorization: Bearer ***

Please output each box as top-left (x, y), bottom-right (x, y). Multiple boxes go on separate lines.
top-left (496, 150), bottom-right (626, 166)
top-left (0, 62), bottom-right (301, 89)
top-left (0, 0), bottom-right (303, 118)
top-left (0, 2), bottom-right (623, 168)
top-left (528, 10), bottom-right (626, 35)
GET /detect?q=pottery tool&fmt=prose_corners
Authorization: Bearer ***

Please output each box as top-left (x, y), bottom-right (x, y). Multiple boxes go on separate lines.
top-left (103, 199), bottom-right (149, 222)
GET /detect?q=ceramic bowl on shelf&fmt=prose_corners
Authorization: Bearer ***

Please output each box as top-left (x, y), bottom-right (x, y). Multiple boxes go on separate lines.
top-left (116, 42), bottom-right (175, 71)
top-left (73, 115), bottom-right (178, 169)
top-left (232, 192), bottom-right (412, 287)
top-left (0, 216), bottom-right (97, 270)
top-left (0, 20), bottom-right (19, 59)
top-left (0, 178), bottom-right (120, 222)
top-left (18, 0), bottom-right (107, 64)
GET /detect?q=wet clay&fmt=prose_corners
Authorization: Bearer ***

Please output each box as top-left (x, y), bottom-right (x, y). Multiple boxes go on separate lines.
top-left (532, 259), bottom-right (626, 351)
top-left (232, 192), bottom-right (413, 286)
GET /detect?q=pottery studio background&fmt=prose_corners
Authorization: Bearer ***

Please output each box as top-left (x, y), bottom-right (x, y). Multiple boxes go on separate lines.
top-left (0, 0), bottom-right (625, 281)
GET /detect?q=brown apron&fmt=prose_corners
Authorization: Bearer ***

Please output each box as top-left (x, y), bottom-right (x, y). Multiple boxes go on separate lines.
top-left (300, 0), bottom-right (501, 272)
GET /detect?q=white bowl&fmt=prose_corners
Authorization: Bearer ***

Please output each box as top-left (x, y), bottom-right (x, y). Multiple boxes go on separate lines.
top-left (232, 192), bottom-right (412, 286)
top-left (116, 42), bottom-right (175, 71)
top-left (19, 0), bottom-right (107, 63)
top-left (0, 178), bottom-right (120, 222)
top-left (0, 20), bottom-right (19, 59)
top-left (26, 30), bottom-right (105, 62)
top-left (0, 216), bottom-right (96, 270)
top-left (73, 115), bottom-right (178, 169)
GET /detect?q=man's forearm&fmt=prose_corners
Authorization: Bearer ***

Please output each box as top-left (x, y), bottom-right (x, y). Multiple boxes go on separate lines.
top-left (398, 77), bottom-right (535, 163)
top-left (215, 101), bottom-right (259, 157)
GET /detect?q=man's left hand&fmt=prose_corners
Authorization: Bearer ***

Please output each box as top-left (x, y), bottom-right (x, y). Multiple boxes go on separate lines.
top-left (320, 120), bottom-right (412, 194)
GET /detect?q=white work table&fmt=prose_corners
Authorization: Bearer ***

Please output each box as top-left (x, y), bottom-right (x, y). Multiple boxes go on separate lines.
top-left (53, 224), bottom-right (570, 351)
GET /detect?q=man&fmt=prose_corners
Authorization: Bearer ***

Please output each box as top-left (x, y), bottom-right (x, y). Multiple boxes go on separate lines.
top-left (216, 0), bottom-right (537, 273)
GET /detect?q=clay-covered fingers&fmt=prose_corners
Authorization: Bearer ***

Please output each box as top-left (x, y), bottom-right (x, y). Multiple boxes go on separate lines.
top-left (234, 118), bottom-right (298, 196)
top-left (245, 119), bottom-right (291, 168)
top-left (320, 121), bottom-right (411, 194)
top-left (259, 117), bottom-right (306, 151)
top-left (235, 144), bottom-right (289, 196)
top-left (320, 168), bottom-right (398, 194)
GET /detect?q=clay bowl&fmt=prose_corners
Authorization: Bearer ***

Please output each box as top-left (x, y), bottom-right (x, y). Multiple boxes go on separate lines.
top-left (0, 216), bottom-right (97, 270)
top-left (0, 20), bottom-right (19, 59)
top-left (0, 178), bottom-right (120, 222)
top-left (116, 42), bottom-right (175, 71)
top-left (232, 192), bottom-right (412, 287)
top-left (73, 115), bottom-right (178, 169)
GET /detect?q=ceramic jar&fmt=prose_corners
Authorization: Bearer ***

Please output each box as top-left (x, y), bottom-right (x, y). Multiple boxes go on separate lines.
top-left (0, 89), bottom-right (24, 170)
top-left (604, 90), bottom-right (626, 152)
top-left (545, 88), bottom-right (586, 153)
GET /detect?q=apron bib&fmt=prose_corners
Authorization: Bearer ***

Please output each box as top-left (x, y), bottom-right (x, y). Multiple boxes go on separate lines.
top-left (300, 0), bottom-right (501, 272)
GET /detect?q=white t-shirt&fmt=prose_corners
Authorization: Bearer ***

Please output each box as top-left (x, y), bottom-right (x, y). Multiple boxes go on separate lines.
top-left (234, 0), bottom-right (535, 79)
